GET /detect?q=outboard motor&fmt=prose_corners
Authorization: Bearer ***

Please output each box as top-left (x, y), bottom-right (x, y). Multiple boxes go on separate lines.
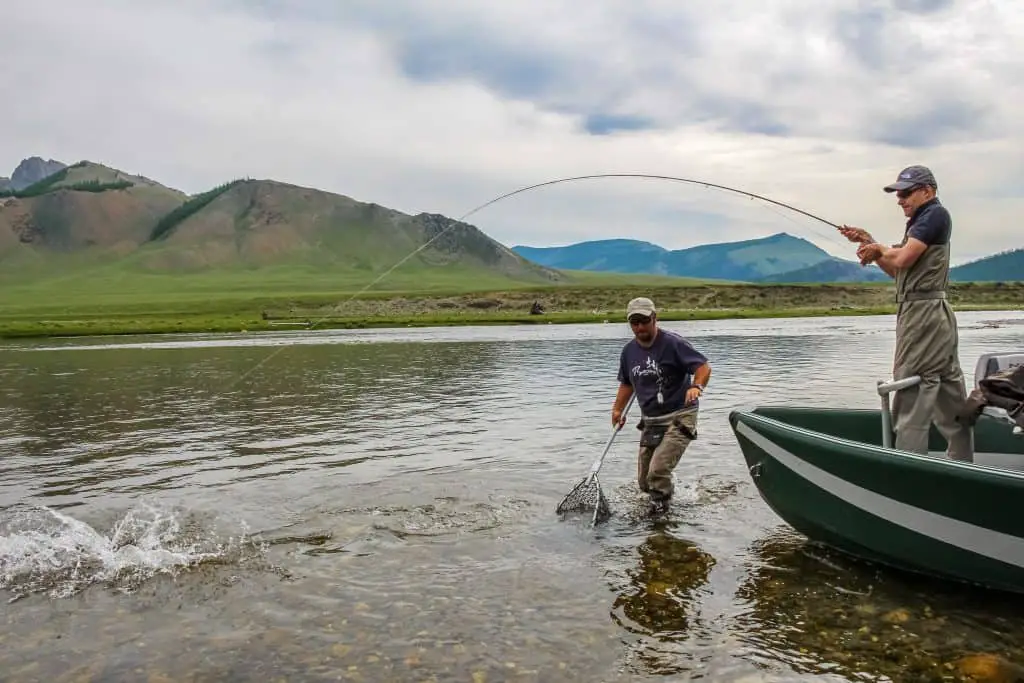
top-left (960, 351), bottom-right (1024, 435)
top-left (974, 351), bottom-right (1024, 386)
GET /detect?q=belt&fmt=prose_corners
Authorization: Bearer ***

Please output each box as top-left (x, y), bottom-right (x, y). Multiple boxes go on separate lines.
top-left (896, 290), bottom-right (947, 303)
top-left (639, 404), bottom-right (698, 426)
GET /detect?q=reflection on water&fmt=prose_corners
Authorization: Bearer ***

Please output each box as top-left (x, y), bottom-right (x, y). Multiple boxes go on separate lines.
top-left (2, 311), bottom-right (1024, 681)
top-left (608, 520), bottom-right (717, 677)
top-left (733, 529), bottom-right (1024, 682)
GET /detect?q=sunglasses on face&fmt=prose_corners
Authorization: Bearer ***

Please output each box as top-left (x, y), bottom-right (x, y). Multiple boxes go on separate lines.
top-left (629, 315), bottom-right (652, 325)
top-left (896, 186), bottom-right (922, 199)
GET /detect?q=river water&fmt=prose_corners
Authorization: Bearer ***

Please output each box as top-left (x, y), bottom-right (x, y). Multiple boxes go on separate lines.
top-left (2, 310), bottom-right (1024, 682)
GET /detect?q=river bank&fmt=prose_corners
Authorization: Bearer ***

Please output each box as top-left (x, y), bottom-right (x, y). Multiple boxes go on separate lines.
top-left (1, 282), bottom-right (1020, 339)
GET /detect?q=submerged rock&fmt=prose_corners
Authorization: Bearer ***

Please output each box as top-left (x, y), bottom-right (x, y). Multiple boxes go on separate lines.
top-left (953, 653), bottom-right (1024, 682)
top-left (882, 608), bottom-right (911, 624)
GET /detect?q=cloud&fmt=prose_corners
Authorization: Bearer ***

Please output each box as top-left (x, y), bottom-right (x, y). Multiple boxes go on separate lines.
top-left (895, 0), bottom-right (957, 14)
top-left (397, 39), bottom-right (558, 100)
top-left (1, 0), bottom-right (1022, 265)
top-left (872, 98), bottom-right (989, 148)
top-left (582, 115), bottom-right (657, 136)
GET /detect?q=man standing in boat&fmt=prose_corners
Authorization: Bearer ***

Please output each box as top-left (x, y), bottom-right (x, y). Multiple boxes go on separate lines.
top-left (839, 165), bottom-right (974, 462)
top-left (611, 297), bottom-right (713, 514)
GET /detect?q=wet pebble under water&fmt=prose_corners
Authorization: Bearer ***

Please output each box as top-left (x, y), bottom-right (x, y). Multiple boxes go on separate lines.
top-left (2, 312), bottom-right (1024, 681)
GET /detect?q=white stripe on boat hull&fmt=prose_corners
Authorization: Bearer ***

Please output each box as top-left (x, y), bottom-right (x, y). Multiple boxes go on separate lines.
top-left (928, 451), bottom-right (1024, 471)
top-left (736, 421), bottom-right (1024, 570)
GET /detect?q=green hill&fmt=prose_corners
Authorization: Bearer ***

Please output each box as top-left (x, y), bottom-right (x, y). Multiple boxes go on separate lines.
top-left (758, 257), bottom-right (889, 283)
top-left (0, 161), bottom-right (187, 258)
top-left (135, 178), bottom-right (557, 278)
top-left (0, 163), bottom-right (579, 304)
top-left (950, 249), bottom-right (1024, 282)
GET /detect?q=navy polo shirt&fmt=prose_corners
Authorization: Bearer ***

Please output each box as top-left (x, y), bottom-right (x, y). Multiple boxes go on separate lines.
top-left (906, 197), bottom-right (951, 246)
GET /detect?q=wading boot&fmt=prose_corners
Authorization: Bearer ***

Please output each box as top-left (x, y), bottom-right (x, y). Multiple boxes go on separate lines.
top-left (648, 496), bottom-right (669, 516)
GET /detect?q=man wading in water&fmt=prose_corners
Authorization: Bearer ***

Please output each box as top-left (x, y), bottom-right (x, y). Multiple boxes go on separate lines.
top-left (611, 297), bottom-right (713, 515)
top-left (840, 165), bottom-right (974, 462)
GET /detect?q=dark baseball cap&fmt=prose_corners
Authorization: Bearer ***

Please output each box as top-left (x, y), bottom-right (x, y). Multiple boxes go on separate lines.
top-left (883, 165), bottom-right (937, 193)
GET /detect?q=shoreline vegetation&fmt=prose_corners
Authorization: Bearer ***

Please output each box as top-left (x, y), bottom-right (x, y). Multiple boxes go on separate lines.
top-left (1, 281), bottom-right (1020, 339)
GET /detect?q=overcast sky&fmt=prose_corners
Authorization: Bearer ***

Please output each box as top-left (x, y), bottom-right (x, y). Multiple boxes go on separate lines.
top-left (3, 0), bottom-right (1021, 264)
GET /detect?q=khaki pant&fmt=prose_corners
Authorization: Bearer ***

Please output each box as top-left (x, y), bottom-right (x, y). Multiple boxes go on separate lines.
top-left (637, 408), bottom-right (698, 500)
top-left (892, 300), bottom-right (974, 461)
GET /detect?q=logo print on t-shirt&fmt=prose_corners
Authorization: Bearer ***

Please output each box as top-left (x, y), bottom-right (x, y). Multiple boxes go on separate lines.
top-left (632, 356), bottom-right (666, 404)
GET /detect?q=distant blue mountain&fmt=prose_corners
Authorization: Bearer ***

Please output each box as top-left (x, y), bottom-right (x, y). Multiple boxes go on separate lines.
top-left (512, 238), bottom-right (676, 275)
top-left (512, 232), bottom-right (889, 282)
top-left (949, 248), bottom-right (1024, 282)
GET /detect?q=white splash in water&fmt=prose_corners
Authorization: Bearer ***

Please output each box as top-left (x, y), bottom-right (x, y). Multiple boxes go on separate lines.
top-left (0, 503), bottom-right (266, 601)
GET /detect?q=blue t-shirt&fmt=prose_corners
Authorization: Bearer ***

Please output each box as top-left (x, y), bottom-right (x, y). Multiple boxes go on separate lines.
top-left (617, 329), bottom-right (708, 417)
top-left (906, 198), bottom-right (951, 246)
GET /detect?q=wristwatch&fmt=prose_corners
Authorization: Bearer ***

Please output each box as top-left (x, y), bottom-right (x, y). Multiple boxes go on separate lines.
top-left (693, 383), bottom-right (705, 393)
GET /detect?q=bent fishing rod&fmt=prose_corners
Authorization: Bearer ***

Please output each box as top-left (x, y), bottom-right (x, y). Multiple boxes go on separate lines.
top-left (223, 171), bottom-right (848, 389)
top-left (339, 172), bottom-right (847, 321)
top-left (452, 173), bottom-right (843, 229)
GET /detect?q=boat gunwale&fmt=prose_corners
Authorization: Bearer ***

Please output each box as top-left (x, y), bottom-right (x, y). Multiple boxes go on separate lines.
top-left (728, 404), bottom-right (1024, 483)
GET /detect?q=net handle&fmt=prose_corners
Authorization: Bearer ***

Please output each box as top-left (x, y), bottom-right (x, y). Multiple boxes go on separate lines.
top-left (587, 393), bottom-right (637, 479)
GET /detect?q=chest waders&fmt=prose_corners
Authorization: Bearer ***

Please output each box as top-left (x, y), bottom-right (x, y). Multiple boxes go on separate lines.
top-left (891, 237), bottom-right (974, 461)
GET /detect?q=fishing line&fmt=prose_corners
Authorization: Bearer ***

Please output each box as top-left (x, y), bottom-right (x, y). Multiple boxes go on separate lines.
top-left (456, 173), bottom-right (843, 231)
top-left (753, 197), bottom-right (847, 248)
top-left (222, 172), bottom-right (848, 390)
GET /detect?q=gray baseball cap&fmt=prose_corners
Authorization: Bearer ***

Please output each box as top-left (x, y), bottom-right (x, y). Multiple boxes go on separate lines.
top-left (883, 165), bottom-right (937, 193)
top-left (626, 297), bottom-right (656, 319)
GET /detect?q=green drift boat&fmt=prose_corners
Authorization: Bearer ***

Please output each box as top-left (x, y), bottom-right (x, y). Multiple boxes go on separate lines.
top-left (729, 351), bottom-right (1024, 594)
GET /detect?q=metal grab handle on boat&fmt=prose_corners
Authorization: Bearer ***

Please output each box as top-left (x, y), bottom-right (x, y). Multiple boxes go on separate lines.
top-left (876, 375), bottom-right (922, 449)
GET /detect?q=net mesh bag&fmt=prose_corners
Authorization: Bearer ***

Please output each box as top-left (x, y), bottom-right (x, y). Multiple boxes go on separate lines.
top-left (556, 473), bottom-right (612, 524)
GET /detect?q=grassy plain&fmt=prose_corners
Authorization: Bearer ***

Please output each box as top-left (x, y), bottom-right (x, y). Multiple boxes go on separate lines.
top-left (1, 262), bottom-right (1020, 339)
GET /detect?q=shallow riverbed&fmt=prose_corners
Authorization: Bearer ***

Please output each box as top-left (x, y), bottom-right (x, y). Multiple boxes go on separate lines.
top-left (3, 310), bottom-right (1024, 682)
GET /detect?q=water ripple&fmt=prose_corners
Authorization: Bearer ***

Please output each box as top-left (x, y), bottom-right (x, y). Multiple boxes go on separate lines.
top-left (2, 310), bottom-right (1024, 681)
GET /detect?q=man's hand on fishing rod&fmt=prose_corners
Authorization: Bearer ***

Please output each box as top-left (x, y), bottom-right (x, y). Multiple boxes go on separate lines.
top-left (838, 225), bottom-right (874, 244)
top-left (857, 242), bottom-right (884, 265)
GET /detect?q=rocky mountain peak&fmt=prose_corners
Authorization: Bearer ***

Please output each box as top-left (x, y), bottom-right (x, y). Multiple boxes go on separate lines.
top-left (0, 156), bottom-right (68, 192)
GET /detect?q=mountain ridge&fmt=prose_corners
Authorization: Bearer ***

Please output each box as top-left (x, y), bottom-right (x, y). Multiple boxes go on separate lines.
top-left (0, 157), bottom-right (68, 193)
top-left (512, 232), bottom-right (891, 282)
top-left (0, 159), bottom-right (567, 288)
top-left (1, 154), bottom-right (1019, 285)
top-left (513, 235), bottom-right (1021, 283)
